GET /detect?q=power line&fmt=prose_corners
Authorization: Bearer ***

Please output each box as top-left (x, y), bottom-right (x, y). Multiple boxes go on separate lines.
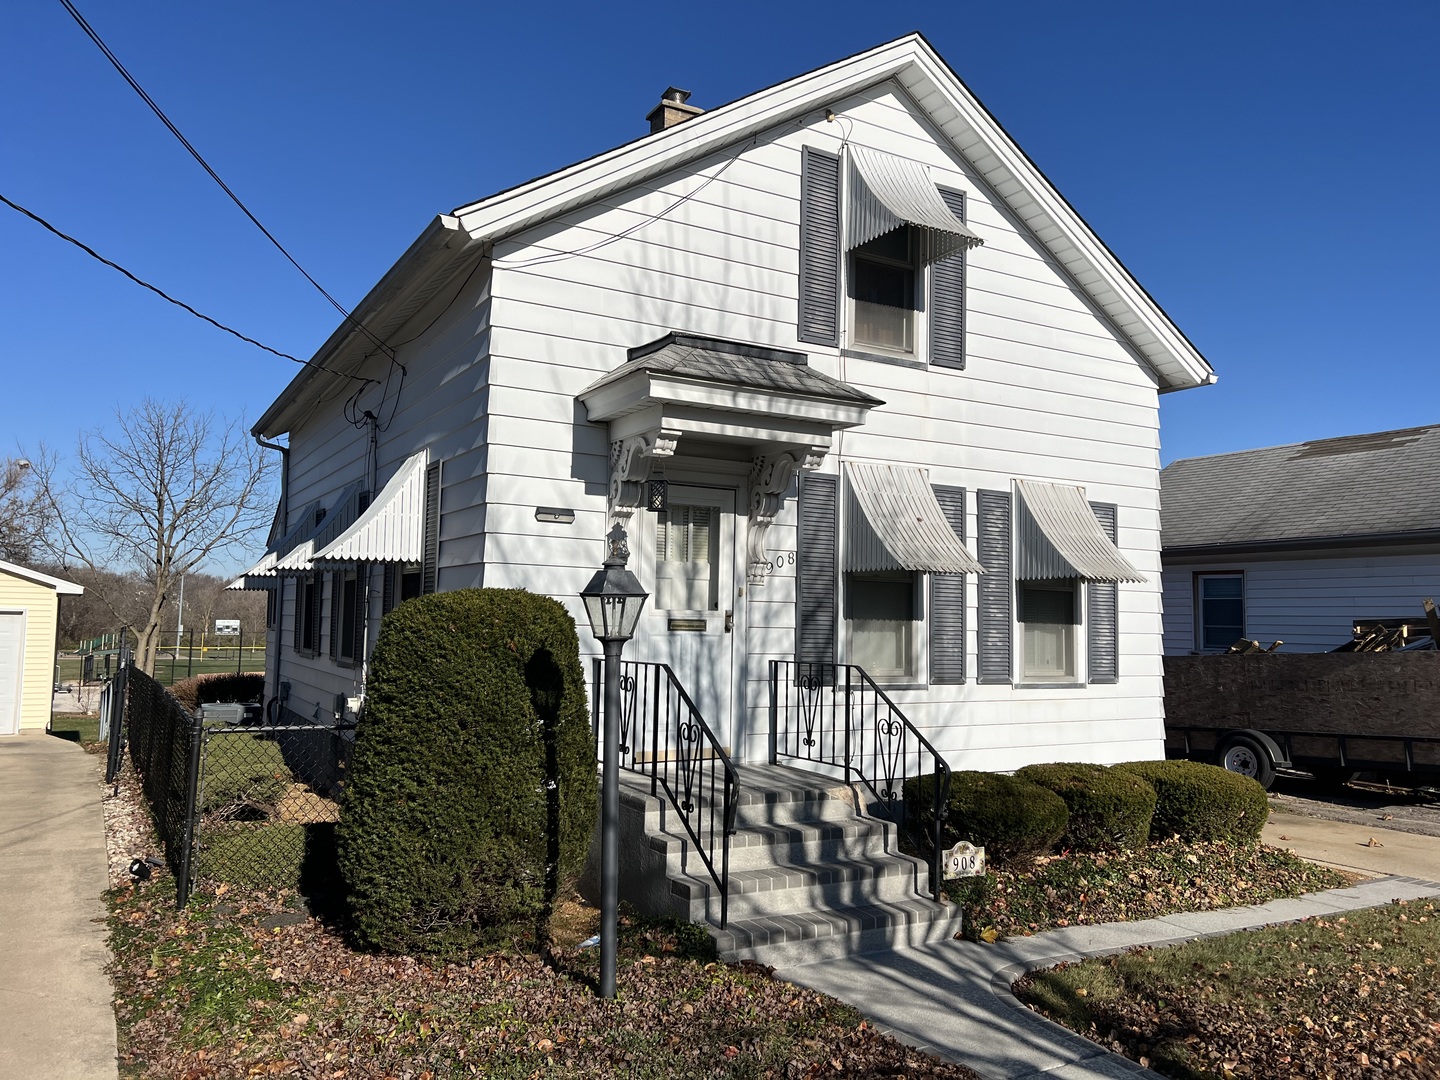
top-left (1, 192), bottom-right (377, 386)
top-left (56, 0), bottom-right (398, 362)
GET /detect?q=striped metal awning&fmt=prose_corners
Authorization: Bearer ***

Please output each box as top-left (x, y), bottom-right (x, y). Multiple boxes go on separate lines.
top-left (1016, 480), bottom-right (1144, 583)
top-left (228, 500), bottom-right (323, 586)
top-left (312, 451), bottom-right (429, 566)
top-left (273, 481), bottom-right (366, 574)
top-left (843, 462), bottom-right (985, 574)
top-left (847, 145), bottom-right (984, 264)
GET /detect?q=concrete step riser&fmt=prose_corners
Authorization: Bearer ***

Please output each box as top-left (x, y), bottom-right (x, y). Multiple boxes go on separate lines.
top-left (631, 794), bottom-right (866, 837)
top-left (646, 818), bottom-right (901, 872)
top-left (716, 908), bottom-right (965, 968)
top-left (673, 865), bottom-right (929, 922)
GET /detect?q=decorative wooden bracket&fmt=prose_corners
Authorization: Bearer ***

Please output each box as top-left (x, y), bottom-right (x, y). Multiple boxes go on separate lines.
top-left (608, 430), bottom-right (680, 526)
top-left (747, 447), bottom-right (826, 585)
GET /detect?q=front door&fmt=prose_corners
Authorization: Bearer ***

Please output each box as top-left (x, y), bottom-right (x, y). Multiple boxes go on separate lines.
top-left (633, 484), bottom-right (739, 754)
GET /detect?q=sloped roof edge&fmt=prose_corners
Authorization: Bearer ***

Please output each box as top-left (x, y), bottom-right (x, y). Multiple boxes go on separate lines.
top-left (0, 559), bottom-right (84, 595)
top-left (259, 33), bottom-right (1213, 437)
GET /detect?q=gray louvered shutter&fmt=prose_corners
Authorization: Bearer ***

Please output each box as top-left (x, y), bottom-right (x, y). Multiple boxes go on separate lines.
top-left (976, 489), bottom-right (1012, 684)
top-left (309, 573), bottom-right (323, 655)
top-left (421, 461), bottom-right (441, 595)
top-left (328, 571), bottom-right (340, 659)
top-left (931, 188), bottom-right (966, 370)
top-left (352, 564), bottom-right (368, 661)
top-left (291, 578), bottom-right (302, 651)
top-left (797, 473), bottom-right (838, 667)
top-left (798, 147), bottom-right (841, 346)
top-left (1087, 503), bottom-right (1119, 684)
top-left (381, 563), bottom-right (395, 614)
top-left (929, 485), bottom-right (967, 684)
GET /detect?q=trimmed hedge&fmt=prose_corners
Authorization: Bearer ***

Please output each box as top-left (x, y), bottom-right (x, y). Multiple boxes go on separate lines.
top-left (1015, 763), bottom-right (1157, 852)
top-left (905, 770), bottom-right (1068, 867)
top-left (337, 588), bottom-right (597, 958)
top-left (169, 672), bottom-right (264, 713)
top-left (1114, 759), bottom-right (1269, 843)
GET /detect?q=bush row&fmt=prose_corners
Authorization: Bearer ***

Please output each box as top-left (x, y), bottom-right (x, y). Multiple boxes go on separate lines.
top-left (905, 758), bottom-right (1268, 868)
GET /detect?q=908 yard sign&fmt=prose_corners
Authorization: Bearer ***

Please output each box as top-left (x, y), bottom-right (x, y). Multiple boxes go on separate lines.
top-left (942, 841), bottom-right (986, 879)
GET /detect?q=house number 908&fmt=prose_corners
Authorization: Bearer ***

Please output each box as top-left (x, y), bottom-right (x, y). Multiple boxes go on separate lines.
top-left (765, 552), bottom-right (795, 573)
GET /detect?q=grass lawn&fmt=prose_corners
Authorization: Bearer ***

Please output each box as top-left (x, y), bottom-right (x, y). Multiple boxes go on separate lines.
top-left (1015, 900), bottom-right (1440, 1079)
top-left (58, 655), bottom-right (263, 688)
top-left (107, 884), bottom-right (984, 1080)
top-left (49, 713), bottom-right (103, 749)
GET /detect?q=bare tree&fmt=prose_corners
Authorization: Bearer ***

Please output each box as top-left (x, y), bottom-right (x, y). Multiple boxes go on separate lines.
top-left (1, 456), bottom-right (53, 563)
top-left (38, 399), bottom-right (277, 675)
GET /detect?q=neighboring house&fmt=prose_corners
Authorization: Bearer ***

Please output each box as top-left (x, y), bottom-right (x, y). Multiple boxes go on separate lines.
top-left (236, 34), bottom-right (1213, 772)
top-left (1161, 424), bottom-right (1440, 654)
top-left (0, 560), bottom-right (83, 735)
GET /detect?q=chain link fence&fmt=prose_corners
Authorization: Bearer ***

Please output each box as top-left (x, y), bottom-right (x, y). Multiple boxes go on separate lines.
top-left (120, 664), bottom-right (355, 905)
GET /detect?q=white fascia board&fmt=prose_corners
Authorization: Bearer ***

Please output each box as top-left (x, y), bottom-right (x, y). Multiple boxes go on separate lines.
top-left (0, 560), bottom-right (84, 595)
top-left (893, 53), bottom-right (1215, 392)
top-left (607, 404), bottom-right (840, 448)
top-left (459, 33), bottom-right (1211, 393)
top-left (254, 214), bottom-right (474, 439)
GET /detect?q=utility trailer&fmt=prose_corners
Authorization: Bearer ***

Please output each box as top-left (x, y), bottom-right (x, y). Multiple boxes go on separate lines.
top-left (1163, 651), bottom-right (1440, 789)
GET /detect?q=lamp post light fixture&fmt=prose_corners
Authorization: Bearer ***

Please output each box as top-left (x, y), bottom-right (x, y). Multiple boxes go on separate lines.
top-left (578, 523), bottom-right (648, 999)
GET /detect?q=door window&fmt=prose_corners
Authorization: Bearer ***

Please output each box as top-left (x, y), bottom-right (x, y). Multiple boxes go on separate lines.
top-left (655, 504), bottom-right (720, 611)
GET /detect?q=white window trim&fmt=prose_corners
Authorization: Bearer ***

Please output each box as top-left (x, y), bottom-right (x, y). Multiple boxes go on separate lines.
top-left (1015, 579), bottom-right (1086, 688)
top-left (843, 569), bottom-right (929, 686)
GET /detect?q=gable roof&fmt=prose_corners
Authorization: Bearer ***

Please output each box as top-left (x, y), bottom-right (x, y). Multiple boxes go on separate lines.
top-left (0, 560), bottom-right (84, 595)
top-left (1160, 424), bottom-right (1440, 554)
top-left (256, 33), bottom-right (1214, 439)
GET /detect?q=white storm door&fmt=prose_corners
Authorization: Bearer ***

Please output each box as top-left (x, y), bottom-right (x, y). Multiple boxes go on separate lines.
top-left (636, 485), bottom-right (737, 753)
top-left (0, 612), bottom-right (25, 736)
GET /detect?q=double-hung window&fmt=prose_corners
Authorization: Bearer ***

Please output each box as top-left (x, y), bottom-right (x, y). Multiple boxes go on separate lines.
top-left (845, 569), bottom-right (921, 679)
top-left (1196, 573), bottom-right (1244, 652)
top-left (1018, 581), bottom-right (1079, 682)
top-left (849, 226), bottom-right (919, 357)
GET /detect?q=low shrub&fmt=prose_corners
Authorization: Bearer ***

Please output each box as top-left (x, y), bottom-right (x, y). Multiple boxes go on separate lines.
top-left (169, 672), bottom-right (264, 713)
top-left (905, 770), bottom-right (1068, 867)
top-left (1015, 763), bottom-right (1157, 851)
top-left (1114, 759), bottom-right (1269, 843)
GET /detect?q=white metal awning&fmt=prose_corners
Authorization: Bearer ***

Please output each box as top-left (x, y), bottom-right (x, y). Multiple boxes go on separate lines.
top-left (274, 482), bottom-right (366, 574)
top-left (312, 451), bottom-right (429, 566)
top-left (847, 144), bottom-right (984, 264)
top-left (1016, 479), bottom-right (1145, 583)
top-left (843, 462), bottom-right (986, 574)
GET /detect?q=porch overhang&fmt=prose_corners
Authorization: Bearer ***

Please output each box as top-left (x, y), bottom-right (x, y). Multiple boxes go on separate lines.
top-left (578, 333), bottom-right (883, 585)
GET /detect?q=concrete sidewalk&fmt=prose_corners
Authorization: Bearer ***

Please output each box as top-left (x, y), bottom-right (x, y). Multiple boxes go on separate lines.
top-left (0, 733), bottom-right (117, 1080)
top-left (777, 870), bottom-right (1440, 1079)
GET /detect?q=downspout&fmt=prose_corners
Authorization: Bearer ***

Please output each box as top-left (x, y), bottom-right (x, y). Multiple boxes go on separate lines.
top-left (255, 435), bottom-right (288, 724)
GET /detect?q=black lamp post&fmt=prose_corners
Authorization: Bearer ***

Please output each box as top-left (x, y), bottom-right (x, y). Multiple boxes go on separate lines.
top-left (578, 523), bottom-right (648, 998)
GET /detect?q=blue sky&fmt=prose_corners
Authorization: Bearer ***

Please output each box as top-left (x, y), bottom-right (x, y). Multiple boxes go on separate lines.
top-left (4, 0), bottom-right (1437, 484)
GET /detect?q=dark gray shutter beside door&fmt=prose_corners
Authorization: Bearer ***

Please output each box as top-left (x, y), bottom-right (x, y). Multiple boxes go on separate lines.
top-left (1087, 503), bottom-right (1119, 684)
top-left (930, 188), bottom-right (966, 370)
top-left (797, 473), bottom-right (837, 667)
top-left (929, 485), bottom-right (966, 684)
top-left (976, 489), bottom-right (1012, 684)
top-left (798, 147), bottom-right (841, 347)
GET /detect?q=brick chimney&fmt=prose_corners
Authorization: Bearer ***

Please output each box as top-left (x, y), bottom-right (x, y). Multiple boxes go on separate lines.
top-left (646, 87), bottom-right (703, 133)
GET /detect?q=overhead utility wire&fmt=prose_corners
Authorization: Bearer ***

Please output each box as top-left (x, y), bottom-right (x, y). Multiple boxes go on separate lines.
top-left (57, 0), bottom-right (400, 366)
top-left (1, 193), bottom-right (376, 385)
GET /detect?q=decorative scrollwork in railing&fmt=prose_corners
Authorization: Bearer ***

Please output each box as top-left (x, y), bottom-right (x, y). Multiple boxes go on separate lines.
top-left (769, 660), bottom-right (951, 901)
top-left (591, 659), bottom-right (738, 928)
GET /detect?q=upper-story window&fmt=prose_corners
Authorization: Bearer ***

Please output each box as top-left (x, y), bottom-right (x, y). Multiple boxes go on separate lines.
top-left (798, 144), bottom-right (980, 369)
top-left (849, 226), bottom-right (919, 357)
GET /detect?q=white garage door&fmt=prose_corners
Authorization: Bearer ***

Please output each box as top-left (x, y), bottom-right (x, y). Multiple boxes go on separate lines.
top-left (0, 612), bottom-right (24, 736)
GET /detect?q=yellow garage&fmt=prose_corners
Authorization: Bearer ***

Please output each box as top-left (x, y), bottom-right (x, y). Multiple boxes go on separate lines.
top-left (0, 561), bottom-right (84, 735)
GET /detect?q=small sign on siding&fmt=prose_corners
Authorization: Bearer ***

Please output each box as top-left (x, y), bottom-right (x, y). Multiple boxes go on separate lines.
top-left (942, 841), bottom-right (986, 879)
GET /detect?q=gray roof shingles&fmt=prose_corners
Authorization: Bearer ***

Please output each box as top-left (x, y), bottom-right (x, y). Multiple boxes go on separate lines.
top-left (1160, 424), bottom-right (1440, 550)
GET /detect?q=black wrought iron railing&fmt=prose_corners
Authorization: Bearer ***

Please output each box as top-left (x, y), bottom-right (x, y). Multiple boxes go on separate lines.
top-left (591, 659), bottom-right (738, 927)
top-left (768, 660), bottom-right (951, 900)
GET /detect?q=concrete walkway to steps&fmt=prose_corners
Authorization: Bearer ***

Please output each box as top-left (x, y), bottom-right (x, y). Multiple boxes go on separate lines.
top-left (0, 732), bottom-right (118, 1080)
top-left (774, 873), bottom-right (1440, 1080)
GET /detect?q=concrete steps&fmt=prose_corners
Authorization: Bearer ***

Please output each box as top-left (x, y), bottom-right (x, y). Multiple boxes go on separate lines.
top-left (595, 762), bottom-right (962, 967)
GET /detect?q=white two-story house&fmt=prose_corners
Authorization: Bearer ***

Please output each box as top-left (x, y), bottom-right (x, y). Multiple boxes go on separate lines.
top-left (236, 33), bottom-right (1214, 777)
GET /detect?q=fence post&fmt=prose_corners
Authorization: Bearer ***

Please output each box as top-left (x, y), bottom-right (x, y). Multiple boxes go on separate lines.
top-left (104, 654), bottom-right (130, 784)
top-left (176, 713), bottom-right (205, 907)
top-left (187, 627), bottom-right (195, 679)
